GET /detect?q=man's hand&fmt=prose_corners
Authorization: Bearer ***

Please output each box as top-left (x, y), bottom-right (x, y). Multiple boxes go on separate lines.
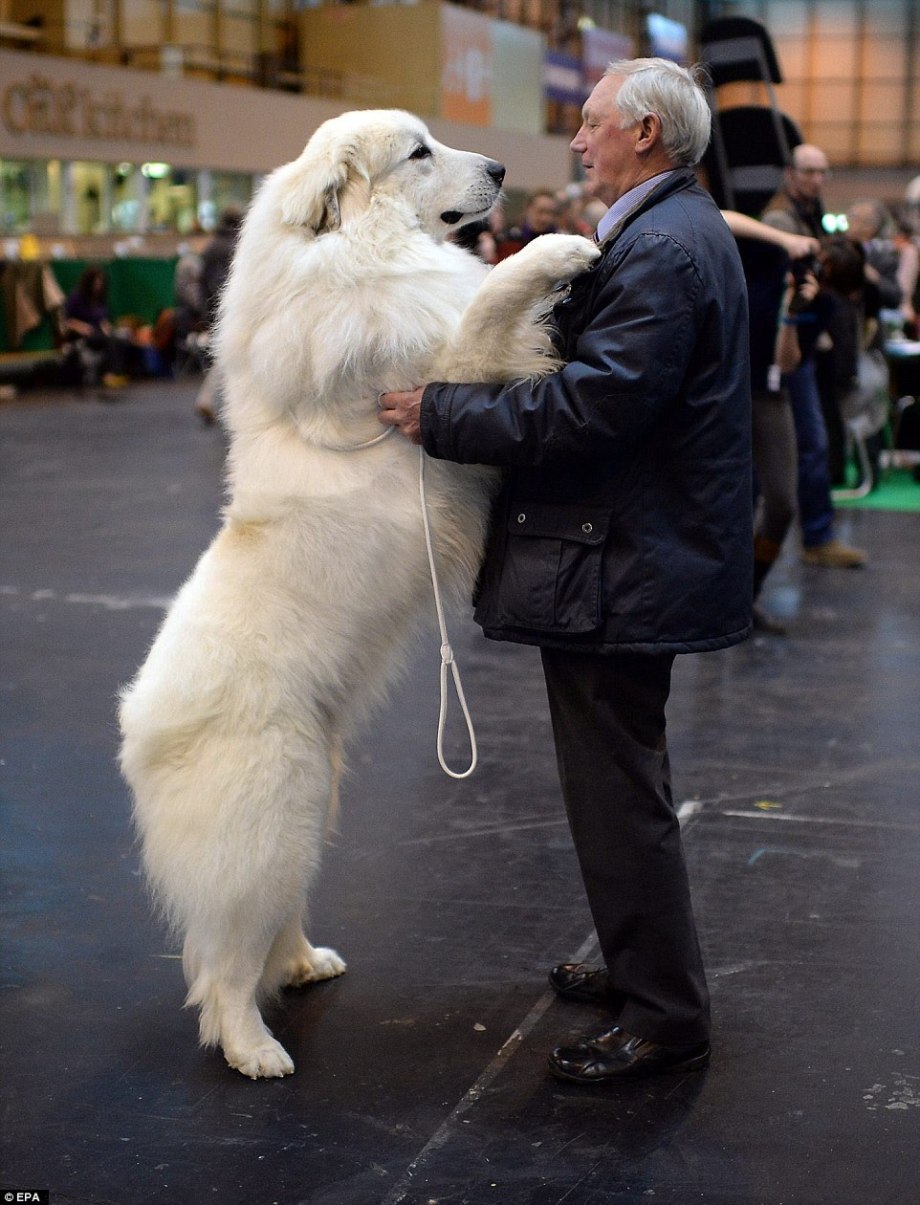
top-left (378, 387), bottom-right (425, 444)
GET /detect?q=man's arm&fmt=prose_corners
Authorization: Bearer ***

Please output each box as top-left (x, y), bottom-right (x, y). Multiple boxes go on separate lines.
top-left (721, 210), bottom-right (819, 260)
top-left (383, 231), bottom-right (708, 470)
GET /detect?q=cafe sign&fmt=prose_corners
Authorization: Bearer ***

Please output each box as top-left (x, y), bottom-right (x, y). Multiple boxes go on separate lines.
top-left (2, 72), bottom-right (196, 148)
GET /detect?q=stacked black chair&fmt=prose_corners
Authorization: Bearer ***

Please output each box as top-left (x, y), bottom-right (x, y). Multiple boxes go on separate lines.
top-left (700, 16), bottom-right (803, 217)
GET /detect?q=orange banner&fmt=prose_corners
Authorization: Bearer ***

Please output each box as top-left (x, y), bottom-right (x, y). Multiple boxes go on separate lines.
top-left (441, 4), bottom-right (492, 126)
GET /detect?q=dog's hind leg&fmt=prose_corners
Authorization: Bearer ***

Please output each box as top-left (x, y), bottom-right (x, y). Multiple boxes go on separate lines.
top-left (184, 922), bottom-right (297, 1079)
top-left (180, 729), bottom-right (349, 1078)
top-left (260, 731), bottom-right (347, 996)
top-left (261, 908), bottom-right (346, 995)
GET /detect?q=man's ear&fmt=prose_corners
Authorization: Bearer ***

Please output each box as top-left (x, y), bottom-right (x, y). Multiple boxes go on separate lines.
top-left (635, 112), bottom-right (662, 154)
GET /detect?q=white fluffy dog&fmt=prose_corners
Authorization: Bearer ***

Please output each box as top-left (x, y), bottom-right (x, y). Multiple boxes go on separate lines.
top-left (119, 109), bottom-right (598, 1078)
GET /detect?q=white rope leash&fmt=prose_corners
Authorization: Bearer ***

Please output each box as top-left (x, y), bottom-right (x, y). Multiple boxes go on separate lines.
top-left (319, 426), bottom-right (395, 453)
top-left (322, 401), bottom-right (478, 779)
top-left (417, 447), bottom-right (478, 779)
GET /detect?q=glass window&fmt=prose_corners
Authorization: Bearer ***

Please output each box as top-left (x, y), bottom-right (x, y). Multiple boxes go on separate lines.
top-left (111, 163), bottom-right (144, 232)
top-left (211, 171), bottom-right (253, 216)
top-left (72, 161), bottom-right (110, 234)
top-left (773, 35), bottom-right (808, 79)
top-left (764, 0), bottom-right (809, 37)
top-left (121, 0), bottom-right (164, 46)
top-left (812, 0), bottom-right (859, 39)
top-left (144, 166), bottom-right (200, 232)
top-left (810, 81), bottom-right (857, 124)
top-left (176, 0), bottom-right (216, 62)
top-left (0, 160), bottom-right (32, 233)
top-left (65, 0), bottom-right (118, 50)
top-left (860, 37), bottom-right (907, 79)
top-left (864, 0), bottom-right (910, 36)
top-left (806, 123), bottom-right (855, 163)
top-left (857, 123), bottom-right (911, 164)
top-left (763, 0), bottom-right (917, 168)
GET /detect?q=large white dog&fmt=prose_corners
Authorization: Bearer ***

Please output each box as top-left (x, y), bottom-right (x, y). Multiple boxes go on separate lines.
top-left (119, 109), bottom-right (598, 1078)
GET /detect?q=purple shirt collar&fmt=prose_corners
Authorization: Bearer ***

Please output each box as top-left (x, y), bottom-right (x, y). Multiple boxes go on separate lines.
top-left (595, 170), bottom-right (676, 244)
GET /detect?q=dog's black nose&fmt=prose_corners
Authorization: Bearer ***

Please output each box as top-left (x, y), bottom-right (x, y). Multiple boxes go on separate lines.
top-left (487, 160), bottom-right (506, 186)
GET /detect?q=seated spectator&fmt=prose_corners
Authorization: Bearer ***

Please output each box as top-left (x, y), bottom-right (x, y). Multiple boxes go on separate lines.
top-left (62, 266), bottom-right (137, 390)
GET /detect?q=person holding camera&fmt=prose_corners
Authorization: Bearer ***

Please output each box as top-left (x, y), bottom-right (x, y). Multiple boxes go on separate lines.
top-left (763, 146), bottom-right (867, 568)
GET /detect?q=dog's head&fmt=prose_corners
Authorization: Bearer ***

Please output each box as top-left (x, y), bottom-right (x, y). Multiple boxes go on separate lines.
top-left (278, 110), bottom-right (505, 239)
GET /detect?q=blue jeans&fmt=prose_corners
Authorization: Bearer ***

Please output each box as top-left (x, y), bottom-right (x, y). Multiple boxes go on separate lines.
top-left (784, 358), bottom-right (834, 548)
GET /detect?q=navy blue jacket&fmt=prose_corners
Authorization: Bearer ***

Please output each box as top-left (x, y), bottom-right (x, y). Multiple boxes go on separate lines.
top-left (421, 170), bottom-right (753, 654)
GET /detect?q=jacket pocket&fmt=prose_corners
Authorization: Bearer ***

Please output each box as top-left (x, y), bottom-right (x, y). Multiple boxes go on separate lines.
top-left (497, 503), bottom-right (609, 633)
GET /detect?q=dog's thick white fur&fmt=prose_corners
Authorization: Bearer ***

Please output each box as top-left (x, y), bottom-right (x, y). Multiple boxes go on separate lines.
top-left (119, 109), bottom-right (599, 1078)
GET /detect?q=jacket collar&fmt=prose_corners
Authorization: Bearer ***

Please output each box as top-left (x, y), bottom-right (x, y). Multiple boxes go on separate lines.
top-left (596, 167), bottom-right (698, 249)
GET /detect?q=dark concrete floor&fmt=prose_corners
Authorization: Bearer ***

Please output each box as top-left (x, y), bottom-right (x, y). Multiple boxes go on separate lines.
top-left (1, 377), bottom-right (918, 1205)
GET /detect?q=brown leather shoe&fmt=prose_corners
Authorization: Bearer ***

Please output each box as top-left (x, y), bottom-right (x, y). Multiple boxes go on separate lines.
top-left (548, 1025), bottom-right (710, 1083)
top-left (548, 963), bottom-right (610, 1005)
top-left (801, 539), bottom-right (867, 568)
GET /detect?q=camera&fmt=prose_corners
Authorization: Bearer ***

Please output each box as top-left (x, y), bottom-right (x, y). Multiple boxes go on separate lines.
top-left (791, 254), bottom-right (821, 285)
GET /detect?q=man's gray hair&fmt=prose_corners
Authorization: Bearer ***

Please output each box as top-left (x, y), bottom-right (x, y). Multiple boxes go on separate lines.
top-left (605, 58), bottom-right (712, 167)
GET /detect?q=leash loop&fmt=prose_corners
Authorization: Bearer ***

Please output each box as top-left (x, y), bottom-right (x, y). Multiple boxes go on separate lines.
top-left (419, 448), bottom-right (478, 779)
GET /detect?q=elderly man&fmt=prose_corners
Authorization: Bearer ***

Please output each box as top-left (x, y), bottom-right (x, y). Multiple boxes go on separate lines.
top-left (763, 145), bottom-right (868, 567)
top-left (379, 58), bottom-right (752, 1083)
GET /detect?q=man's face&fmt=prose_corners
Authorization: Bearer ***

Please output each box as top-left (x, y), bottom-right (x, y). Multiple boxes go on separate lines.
top-left (570, 75), bottom-right (640, 208)
top-left (788, 146), bottom-right (829, 203)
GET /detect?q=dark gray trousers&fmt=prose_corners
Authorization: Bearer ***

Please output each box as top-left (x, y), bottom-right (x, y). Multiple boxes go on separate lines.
top-left (540, 647), bottom-right (710, 1045)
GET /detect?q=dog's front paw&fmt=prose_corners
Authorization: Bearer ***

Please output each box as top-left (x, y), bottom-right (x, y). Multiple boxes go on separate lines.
top-left (226, 1036), bottom-right (295, 1079)
top-left (286, 945), bottom-right (347, 988)
top-left (512, 232), bottom-right (601, 283)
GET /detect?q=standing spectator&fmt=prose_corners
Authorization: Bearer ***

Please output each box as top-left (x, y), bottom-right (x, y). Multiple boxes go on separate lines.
top-left (765, 143), bottom-right (829, 240)
top-left (817, 236), bottom-right (890, 490)
top-left (173, 240), bottom-right (206, 344)
top-left (722, 210), bottom-right (820, 633)
top-left (763, 147), bottom-right (867, 567)
top-left (379, 58), bottom-right (752, 1083)
top-left (845, 199), bottom-right (903, 311)
top-left (194, 207), bottom-right (243, 424)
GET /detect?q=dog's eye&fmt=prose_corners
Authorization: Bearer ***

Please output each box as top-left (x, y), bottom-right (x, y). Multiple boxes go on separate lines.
top-left (409, 144), bottom-right (432, 160)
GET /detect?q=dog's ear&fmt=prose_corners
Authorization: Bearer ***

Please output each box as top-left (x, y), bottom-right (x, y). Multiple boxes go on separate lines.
top-left (280, 139), bottom-right (368, 234)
